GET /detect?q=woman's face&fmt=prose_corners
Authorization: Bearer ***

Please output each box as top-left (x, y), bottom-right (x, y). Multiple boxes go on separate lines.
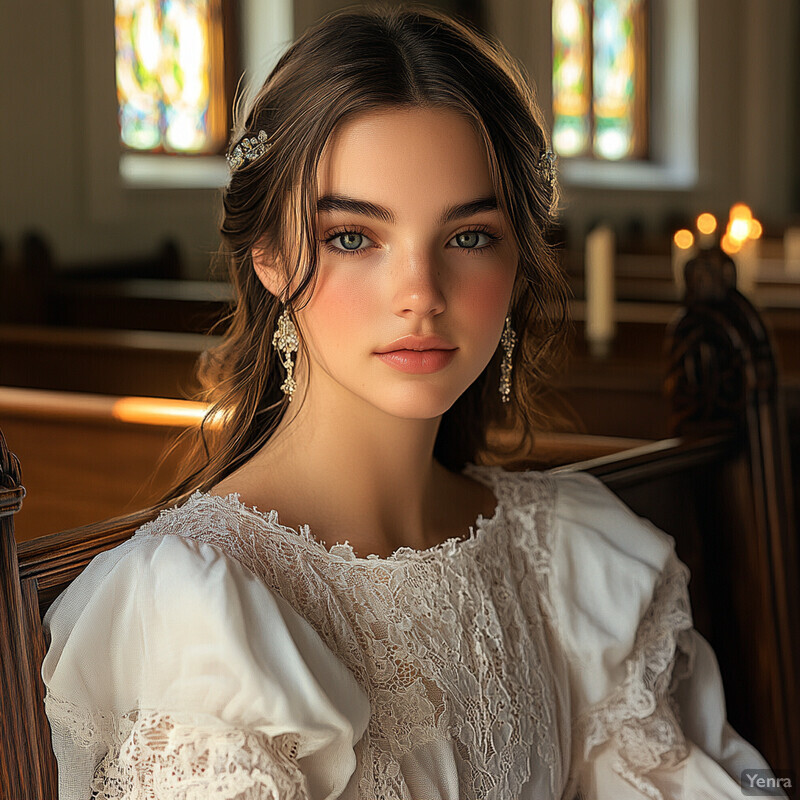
top-left (268, 106), bottom-right (518, 419)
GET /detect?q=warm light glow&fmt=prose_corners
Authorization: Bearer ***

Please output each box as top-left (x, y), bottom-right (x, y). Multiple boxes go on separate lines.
top-left (729, 218), bottom-right (751, 243)
top-left (673, 229), bottom-right (695, 250)
top-left (696, 213), bottom-right (717, 235)
top-left (721, 233), bottom-right (742, 255)
top-left (112, 397), bottom-right (214, 427)
top-left (749, 219), bottom-right (763, 239)
top-left (730, 203), bottom-right (753, 222)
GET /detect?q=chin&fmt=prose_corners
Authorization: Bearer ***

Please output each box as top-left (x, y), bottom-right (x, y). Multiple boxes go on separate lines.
top-left (366, 384), bottom-right (464, 420)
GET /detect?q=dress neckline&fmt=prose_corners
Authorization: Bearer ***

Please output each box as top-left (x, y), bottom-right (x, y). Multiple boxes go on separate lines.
top-left (183, 462), bottom-right (506, 565)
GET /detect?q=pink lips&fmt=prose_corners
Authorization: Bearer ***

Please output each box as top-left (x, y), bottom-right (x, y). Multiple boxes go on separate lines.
top-left (374, 349), bottom-right (457, 373)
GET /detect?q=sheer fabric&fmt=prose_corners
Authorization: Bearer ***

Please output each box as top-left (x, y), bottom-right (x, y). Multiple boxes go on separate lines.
top-left (41, 465), bottom-right (782, 799)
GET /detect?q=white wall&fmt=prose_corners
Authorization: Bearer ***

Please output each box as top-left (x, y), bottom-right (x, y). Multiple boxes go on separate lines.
top-left (0, 0), bottom-right (797, 277)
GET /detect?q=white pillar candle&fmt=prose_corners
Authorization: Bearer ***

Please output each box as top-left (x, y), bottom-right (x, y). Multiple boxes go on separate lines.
top-left (696, 231), bottom-right (715, 249)
top-left (671, 234), bottom-right (696, 297)
top-left (785, 227), bottom-right (800, 275)
top-left (585, 225), bottom-right (616, 357)
top-left (736, 237), bottom-right (760, 296)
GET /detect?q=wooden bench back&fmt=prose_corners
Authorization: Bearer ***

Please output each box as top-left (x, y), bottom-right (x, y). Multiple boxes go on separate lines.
top-left (1, 245), bottom-right (799, 798)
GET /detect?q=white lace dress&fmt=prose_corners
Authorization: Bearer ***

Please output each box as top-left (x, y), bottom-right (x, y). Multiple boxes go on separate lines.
top-left (41, 465), bottom-right (781, 800)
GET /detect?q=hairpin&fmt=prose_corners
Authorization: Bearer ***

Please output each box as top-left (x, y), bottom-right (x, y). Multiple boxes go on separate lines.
top-left (536, 150), bottom-right (557, 189)
top-left (227, 130), bottom-right (272, 171)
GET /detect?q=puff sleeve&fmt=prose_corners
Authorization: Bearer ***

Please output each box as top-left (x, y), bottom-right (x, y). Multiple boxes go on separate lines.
top-left (41, 531), bottom-right (371, 800)
top-left (547, 471), bottom-right (784, 800)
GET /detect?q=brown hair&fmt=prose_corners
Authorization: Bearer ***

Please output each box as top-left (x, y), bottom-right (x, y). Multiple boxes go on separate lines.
top-left (157, 1), bottom-right (573, 506)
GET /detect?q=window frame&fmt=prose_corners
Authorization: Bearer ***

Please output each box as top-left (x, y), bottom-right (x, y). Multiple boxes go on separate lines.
top-left (552, 0), bottom-right (650, 162)
top-left (106, 0), bottom-right (292, 190)
top-left (556, 0), bottom-right (698, 190)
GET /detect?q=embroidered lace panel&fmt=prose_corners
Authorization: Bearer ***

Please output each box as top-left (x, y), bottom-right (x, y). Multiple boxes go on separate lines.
top-left (572, 551), bottom-right (696, 800)
top-left (543, 480), bottom-right (698, 800)
top-left (45, 691), bottom-right (308, 800)
top-left (125, 464), bottom-right (563, 800)
top-left (44, 465), bottom-right (698, 800)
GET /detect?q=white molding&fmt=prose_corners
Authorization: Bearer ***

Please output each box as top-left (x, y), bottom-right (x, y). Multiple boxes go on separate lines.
top-left (119, 154), bottom-right (230, 189)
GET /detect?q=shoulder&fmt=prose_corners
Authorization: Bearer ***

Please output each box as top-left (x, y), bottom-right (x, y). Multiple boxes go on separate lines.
top-left (41, 509), bottom-right (371, 798)
top-left (549, 470), bottom-right (675, 571)
top-left (42, 511), bottom-right (371, 748)
top-left (43, 498), bottom-right (246, 637)
top-left (544, 471), bottom-right (690, 702)
top-left (489, 467), bottom-right (687, 694)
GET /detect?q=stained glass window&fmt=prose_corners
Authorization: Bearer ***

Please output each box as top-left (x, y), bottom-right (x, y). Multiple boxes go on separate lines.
top-left (114, 0), bottom-right (229, 155)
top-left (552, 0), bottom-right (648, 161)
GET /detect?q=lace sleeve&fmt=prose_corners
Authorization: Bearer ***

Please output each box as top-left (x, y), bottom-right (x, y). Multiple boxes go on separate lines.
top-left (45, 690), bottom-right (309, 799)
top-left (544, 472), bottom-right (779, 800)
top-left (85, 707), bottom-right (308, 800)
top-left (42, 531), bottom-right (370, 800)
top-left (572, 550), bottom-right (696, 799)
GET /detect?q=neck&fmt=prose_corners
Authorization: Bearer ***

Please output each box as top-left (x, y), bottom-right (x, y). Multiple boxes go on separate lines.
top-left (248, 369), bottom-right (464, 554)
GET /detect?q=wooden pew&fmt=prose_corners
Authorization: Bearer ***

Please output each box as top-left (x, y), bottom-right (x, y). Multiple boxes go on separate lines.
top-left (0, 234), bottom-right (186, 327)
top-left (0, 325), bottom-right (210, 399)
top-left (1, 245), bottom-right (799, 797)
top-left (0, 380), bottom-right (650, 542)
top-left (0, 388), bottom-right (207, 541)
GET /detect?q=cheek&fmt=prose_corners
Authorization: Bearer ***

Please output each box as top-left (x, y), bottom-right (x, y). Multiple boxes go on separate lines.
top-left (457, 270), bottom-right (514, 327)
top-left (300, 270), bottom-right (377, 353)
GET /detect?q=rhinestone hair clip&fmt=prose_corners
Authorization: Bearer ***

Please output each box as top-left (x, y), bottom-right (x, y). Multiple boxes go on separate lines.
top-left (227, 129), bottom-right (272, 171)
top-left (537, 150), bottom-right (557, 189)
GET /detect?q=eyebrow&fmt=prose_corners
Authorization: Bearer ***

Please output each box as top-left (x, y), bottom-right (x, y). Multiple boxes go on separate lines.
top-left (316, 194), bottom-right (499, 226)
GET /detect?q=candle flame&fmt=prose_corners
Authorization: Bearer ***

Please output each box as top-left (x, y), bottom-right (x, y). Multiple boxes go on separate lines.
top-left (730, 203), bottom-right (753, 222)
top-left (673, 229), bottom-right (694, 250)
top-left (729, 218), bottom-right (751, 243)
top-left (696, 213), bottom-right (717, 235)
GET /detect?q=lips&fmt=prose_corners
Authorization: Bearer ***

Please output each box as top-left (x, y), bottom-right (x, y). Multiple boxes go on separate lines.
top-left (374, 348), bottom-right (457, 374)
top-left (374, 334), bottom-right (456, 353)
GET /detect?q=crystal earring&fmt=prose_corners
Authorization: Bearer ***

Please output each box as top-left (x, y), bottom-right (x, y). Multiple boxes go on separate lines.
top-left (272, 303), bottom-right (299, 401)
top-left (499, 314), bottom-right (517, 404)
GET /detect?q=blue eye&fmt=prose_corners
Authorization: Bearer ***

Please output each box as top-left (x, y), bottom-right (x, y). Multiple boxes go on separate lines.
top-left (319, 225), bottom-right (503, 258)
top-left (451, 230), bottom-right (498, 252)
top-left (321, 227), bottom-right (374, 257)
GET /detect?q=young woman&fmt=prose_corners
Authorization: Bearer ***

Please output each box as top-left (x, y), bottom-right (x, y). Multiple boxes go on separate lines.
top-left (41, 4), bottom-right (781, 799)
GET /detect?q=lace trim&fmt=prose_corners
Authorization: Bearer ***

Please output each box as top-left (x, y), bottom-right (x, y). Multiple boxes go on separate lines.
top-left (46, 691), bottom-right (307, 800)
top-left (139, 471), bottom-right (503, 566)
top-left (573, 550), bottom-right (697, 800)
top-left (132, 464), bottom-right (565, 800)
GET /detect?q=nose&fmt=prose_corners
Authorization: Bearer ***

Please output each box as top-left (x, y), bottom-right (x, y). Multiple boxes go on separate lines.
top-left (390, 246), bottom-right (447, 319)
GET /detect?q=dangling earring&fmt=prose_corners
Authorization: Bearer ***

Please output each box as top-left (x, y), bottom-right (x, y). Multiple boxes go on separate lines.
top-left (499, 314), bottom-right (517, 404)
top-left (272, 303), bottom-right (299, 401)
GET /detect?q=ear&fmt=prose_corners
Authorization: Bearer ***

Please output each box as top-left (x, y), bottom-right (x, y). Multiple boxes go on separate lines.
top-left (251, 243), bottom-right (286, 299)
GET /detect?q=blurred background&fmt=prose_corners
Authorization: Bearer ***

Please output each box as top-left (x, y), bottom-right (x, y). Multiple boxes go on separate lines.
top-left (1, 0), bottom-right (799, 539)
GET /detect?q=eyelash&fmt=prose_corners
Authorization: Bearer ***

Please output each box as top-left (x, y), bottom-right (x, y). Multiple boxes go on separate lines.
top-left (319, 223), bottom-right (503, 259)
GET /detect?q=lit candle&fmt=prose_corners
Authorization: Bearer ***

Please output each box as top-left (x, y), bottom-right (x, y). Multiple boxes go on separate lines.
top-left (672, 229), bottom-right (696, 296)
top-left (585, 225), bottom-right (616, 357)
top-left (723, 204), bottom-right (761, 295)
top-left (696, 213), bottom-right (717, 249)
